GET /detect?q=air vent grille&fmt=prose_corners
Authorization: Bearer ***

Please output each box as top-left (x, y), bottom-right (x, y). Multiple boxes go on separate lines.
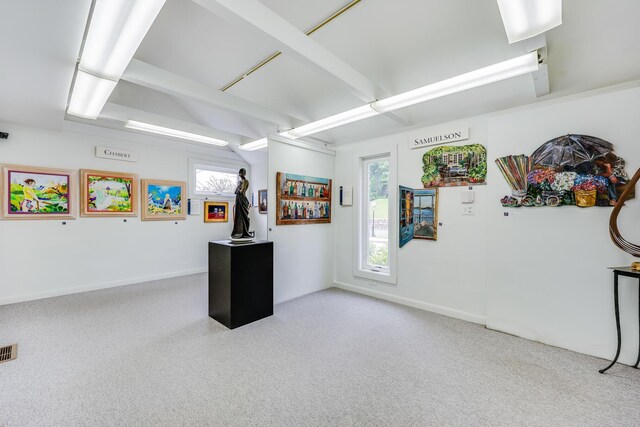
top-left (0, 344), bottom-right (17, 363)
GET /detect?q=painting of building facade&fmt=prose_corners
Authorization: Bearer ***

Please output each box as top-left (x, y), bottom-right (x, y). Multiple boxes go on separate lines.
top-left (421, 144), bottom-right (487, 187)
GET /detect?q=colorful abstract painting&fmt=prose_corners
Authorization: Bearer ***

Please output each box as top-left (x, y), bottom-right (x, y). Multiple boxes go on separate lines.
top-left (81, 170), bottom-right (138, 217)
top-left (141, 179), bottom-right (186, 221)
top-left (1, 165), bottom-right (76, 220)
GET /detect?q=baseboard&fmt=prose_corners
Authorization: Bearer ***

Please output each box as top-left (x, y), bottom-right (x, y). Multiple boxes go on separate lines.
top-left (333, 280), bottom-right (486, 325)
top-left (0, 268), bottom-right (208, 306)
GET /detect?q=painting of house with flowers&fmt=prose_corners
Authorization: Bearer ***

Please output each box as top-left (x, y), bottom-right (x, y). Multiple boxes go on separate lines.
top-left (421, 144), bottom-right (487, 187)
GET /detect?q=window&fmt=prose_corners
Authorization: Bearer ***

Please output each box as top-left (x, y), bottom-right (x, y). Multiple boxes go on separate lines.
top-left (189, 159), bottom-right (247, 198)
top-left (195, 168), bottom-right (236, 195)
top-left (361, 156), bottom-right (390, 274)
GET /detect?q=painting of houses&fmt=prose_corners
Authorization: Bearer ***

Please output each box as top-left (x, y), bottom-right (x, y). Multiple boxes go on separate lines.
top-left (421, 144), bottom-right (487, 187)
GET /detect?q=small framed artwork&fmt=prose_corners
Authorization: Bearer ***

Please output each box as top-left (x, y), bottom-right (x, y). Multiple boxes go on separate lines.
top-left (80, 169), bottom-right (138, 217)
top-left (1, 164), bottom-right (77, 220)
top-left (141, 179), bottom-right (187, 221)
top-left (204, 201), bottom-right (229, 223)
top-left (258, 189), bottom-right (268, 214)
top-left (276, 172), bottom-right (332, 225)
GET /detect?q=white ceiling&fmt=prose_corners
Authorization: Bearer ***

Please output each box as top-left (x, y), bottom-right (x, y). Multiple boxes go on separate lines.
top-left (1, 0), bottom-right (639, 158)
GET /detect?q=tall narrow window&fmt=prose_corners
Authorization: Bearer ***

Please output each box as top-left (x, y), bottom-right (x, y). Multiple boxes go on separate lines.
top-left (362, 156), bottom-right (390, 273)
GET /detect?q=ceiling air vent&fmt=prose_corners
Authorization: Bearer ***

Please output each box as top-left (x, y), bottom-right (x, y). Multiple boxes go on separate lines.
top-left (0, 344), bottom-right (17, 364)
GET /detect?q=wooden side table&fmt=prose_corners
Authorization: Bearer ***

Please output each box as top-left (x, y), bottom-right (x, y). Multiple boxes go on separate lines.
top-left (599, 267), bottom-right (640, 373)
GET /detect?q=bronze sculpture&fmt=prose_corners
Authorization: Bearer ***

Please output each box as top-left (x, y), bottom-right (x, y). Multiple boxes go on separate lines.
top-left (231, 168), bottom-right (252, 240)
top-left (609, 168), bottom-right (640, 268)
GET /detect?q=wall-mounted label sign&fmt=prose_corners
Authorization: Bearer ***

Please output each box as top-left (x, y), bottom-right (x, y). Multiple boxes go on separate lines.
top-left (95, 146), bottom-right (138, 162)
top-left (410, 128), bottom-right (469, 149)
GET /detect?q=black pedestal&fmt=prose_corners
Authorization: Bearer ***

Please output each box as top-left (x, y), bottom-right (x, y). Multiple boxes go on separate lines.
top-left (208, 240), bottom-right (273, 329)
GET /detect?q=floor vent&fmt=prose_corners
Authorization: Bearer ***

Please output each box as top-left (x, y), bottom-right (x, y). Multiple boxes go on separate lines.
top-left (0, 344), bottom-right (17, 363)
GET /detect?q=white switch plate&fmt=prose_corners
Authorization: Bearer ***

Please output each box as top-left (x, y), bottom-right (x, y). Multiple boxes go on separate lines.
top-left (461, 190), bottom-right (475, 203)
top-left (462, 205), bottom-right (475, 215)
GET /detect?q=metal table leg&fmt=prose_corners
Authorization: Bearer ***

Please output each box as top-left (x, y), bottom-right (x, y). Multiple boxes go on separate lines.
top-left (600, 273), bottom-right (621, 374)
top-left (635, 277), bottom-right (640, 369)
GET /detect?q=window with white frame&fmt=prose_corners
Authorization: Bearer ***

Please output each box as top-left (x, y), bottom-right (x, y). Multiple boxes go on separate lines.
top-left (189, 159), bottom-right (247, 198)
top-left (361, 155), bottom-right (390, 274)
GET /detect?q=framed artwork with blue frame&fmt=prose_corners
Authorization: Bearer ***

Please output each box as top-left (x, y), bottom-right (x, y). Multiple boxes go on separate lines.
top-left (399, 186), bottom-right (438, 247)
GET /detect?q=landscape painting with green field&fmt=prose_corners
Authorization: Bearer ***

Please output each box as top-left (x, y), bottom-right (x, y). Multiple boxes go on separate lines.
top-left (87, 174), bottom-right (133, 212)
top-left (8, 169), bottom-right (70, 215)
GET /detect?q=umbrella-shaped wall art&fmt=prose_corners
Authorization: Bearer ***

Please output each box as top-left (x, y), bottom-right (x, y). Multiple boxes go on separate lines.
top-left (531, 134), bottom-right (614, 167)
top-left (496, 133), bottom-right (633, 208)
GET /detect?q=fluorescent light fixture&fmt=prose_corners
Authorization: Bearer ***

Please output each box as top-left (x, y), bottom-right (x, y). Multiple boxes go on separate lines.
top-left (372, 52), bottom-right (539, 113)
top-left (278, 52), bottom-right (539, 139)
top-left (125, 120), bottom-right (228, 146)
top-left (279, 105), bottom-right (380, 139)
top-left (80, 0), bottom-right (166, 79)
top-left (67, 0), bottom-right (165, 119)
top-left (67, 70), bottom-right (118, 120)
top-left (497, 0), bottom-right (562, 44)
top-left (239, 138), bottom-right (269, 151)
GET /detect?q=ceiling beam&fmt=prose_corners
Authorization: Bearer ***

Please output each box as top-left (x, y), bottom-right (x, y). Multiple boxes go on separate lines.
top-left (97, 102), bottom-right (250, 146)
top-left (121, 59), bottom-right (303, 129)
top-left (192, 0), bottom-right (411, 126)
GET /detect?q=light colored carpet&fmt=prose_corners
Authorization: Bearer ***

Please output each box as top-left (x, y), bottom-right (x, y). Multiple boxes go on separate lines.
top-left (1, 274), bottom-right (639, 426)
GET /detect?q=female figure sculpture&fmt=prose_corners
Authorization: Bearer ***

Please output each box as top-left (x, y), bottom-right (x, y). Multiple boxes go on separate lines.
top-left (231, 168), bottom-right (252, 240)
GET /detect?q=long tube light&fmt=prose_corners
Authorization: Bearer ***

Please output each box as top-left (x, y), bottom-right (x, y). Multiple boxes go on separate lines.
top-left (239, 138), bottom-right (269, 151)
top-left (67, 0), bottom-right (166, 119)
top-left (67, 70), bottom-right (118, 119)
top-left (279, 52), bottom-right (539, 139)
top-left (125, 120), bottom-right (228, 146)
top-left (279, 105), bottom-right (380, 139)
top-left (497, 0), bottom-right (562, 44)
top-left (371, 51), bottom-right (539, 112)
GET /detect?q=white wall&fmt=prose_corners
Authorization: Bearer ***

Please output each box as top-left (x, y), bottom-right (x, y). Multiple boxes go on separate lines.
top-left (334, 119), bottom-right (488, 324)
top-left (249, 161), bottom-right (268, 241)
top-left (0, 122), bottom-right (246, 305)
top-left (486, 86), bottom-right (640, 365)
top-left (268, 137), bottom-right (335, 304)
top-left (333, 83), bottom-right (640, 364)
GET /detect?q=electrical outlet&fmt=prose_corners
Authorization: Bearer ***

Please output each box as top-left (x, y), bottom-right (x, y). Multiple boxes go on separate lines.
top-left (462, 205), bottom-right (475, 215)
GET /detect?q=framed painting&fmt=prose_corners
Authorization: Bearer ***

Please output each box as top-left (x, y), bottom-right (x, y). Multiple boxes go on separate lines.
top-left (413, 188), bottom-right (438, 241)
top-left (204, 201), bottom-right (229, 223)
top-left (141, 179), bottom-right (186, 221)
top-left (276, 172), bottom-right (332, 225)
top-left (421, 144), bottom-right (487, 187)
top-left (258, 189), bottom-right (268, 214)
top-left (399, 186), bottom-right (414, 247)
top-left (80, 169), bottom-right (138, 217)
top-left (399, 186), bottom-right (438, 247)
top-left (1, 165), bottom-right (77, 220)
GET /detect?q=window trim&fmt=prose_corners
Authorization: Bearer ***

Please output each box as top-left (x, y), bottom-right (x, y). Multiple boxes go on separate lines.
top-left (188, 158), bottom-right (248, 200)
top-left (353, 146), bottom-right (397, 285)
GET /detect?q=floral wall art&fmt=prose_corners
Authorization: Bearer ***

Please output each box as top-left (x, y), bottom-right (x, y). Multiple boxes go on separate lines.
top-left (497, 135), bottom-right (633, 208)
